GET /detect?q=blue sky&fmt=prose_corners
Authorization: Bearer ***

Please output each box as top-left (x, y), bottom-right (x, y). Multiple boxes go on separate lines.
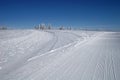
top-left (0, 0), bottom-right (120, 29)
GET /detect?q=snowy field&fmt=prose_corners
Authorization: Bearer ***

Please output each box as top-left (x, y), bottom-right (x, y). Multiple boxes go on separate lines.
top-left (0, 30), bottom-right (120, 80)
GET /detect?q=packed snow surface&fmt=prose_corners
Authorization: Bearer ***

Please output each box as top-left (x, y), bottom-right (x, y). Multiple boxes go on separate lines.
top-left (0, 30), bottom-right (120, 80)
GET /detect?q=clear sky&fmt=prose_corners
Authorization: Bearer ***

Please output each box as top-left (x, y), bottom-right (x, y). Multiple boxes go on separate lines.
top-left (0, 0), bottom-right (120, 30)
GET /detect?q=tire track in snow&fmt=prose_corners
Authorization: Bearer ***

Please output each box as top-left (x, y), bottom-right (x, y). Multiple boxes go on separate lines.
top-left (26, 31), bottom-right (59, 62)
top-left (44, 31), bottom-right (58, 51)
top-left (111, 55), bottom-right (116, 80)
top-left (2, 31), bottom-right (120, 80)
top-left (26, 33), bottom-right (103, 80)
top-left (0, 31), bottom-right (53, 79)
top-left (27, 30), bottom-right (83, 62)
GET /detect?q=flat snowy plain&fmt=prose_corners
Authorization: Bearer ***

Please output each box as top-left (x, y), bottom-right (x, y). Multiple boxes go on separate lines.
top-left (0, 30), bottom-right (120, 80)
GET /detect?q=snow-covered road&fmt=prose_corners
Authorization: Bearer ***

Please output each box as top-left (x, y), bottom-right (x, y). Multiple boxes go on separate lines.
top-left (0, 30), bottom-right (120, 80)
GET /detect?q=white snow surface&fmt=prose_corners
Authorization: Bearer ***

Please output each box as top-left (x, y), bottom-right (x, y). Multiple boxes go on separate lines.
top-left (0, 30), bottom-right (120, 80)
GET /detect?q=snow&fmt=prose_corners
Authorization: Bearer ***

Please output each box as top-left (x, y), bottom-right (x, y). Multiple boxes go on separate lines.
top-left (0, 30), bottom-right (120, 80)
top-left (27, 56), bottom-right (40, 62)
top-left (0, 67), bottom-right (2, 70)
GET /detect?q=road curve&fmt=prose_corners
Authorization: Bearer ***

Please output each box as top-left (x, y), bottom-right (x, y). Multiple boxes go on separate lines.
top-left (1, 31), bottom-right (120, 80)
top-left (27, 32), bottom-right (120, 80)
